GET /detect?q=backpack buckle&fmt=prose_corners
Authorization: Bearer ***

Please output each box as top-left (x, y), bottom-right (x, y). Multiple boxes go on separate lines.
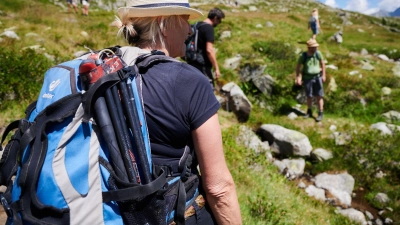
top-left (0, 193), bottom-right (12, 217)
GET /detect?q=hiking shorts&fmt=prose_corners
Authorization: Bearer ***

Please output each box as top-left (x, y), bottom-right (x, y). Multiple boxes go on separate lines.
top-left (82, 0), bottom-right (89, 6)
top-left (67, 0), bottom-right (77, 5)
top-left (311, 26), bottom-right (318, 35)
top-left (303, 76), bottom-right (324, 97)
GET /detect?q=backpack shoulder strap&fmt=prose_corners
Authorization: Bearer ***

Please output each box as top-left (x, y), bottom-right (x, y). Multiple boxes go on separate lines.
top-left (315, 51), bottom-right (321, 61)
top-left (302, 52), bottom-right (308, 65)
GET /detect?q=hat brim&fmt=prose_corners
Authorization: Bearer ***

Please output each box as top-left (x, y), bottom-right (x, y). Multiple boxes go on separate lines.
top-left (118, 6), bottom-right (203, 20)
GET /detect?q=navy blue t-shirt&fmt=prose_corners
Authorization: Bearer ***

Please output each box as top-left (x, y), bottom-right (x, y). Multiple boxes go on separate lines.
top-left (139, 60), bottom-right (220, 169)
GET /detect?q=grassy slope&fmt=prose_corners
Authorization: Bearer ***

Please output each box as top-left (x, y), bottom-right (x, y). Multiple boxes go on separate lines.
top-left (1, 0), bottom-right (400, 223)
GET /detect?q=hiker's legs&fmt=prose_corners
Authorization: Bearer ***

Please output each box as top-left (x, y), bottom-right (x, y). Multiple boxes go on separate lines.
top-left (82, 0), bottom-right (89, 15)
top-left (316, 96), bottom-right (323, 112)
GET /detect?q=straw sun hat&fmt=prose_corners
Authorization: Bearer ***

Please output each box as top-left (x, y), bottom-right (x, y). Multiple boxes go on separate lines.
top-left (306, 39), bottom-right (319, 47)
top-left (117, 0), bottom-right (203, 20)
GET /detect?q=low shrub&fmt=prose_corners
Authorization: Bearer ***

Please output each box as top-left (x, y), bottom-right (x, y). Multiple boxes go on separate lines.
top-left (0, 48), bottom-right (53, 110)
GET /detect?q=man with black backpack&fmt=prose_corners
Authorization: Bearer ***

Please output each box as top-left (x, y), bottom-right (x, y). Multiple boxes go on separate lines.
top-left (295, 39), bottom-right (326, 122)
top-left (186, 8), bottom-right (225, 89)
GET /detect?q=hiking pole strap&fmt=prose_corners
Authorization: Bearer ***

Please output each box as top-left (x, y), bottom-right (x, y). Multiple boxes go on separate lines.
top-left (0, 120), bottom-right (20, 148)
top-left (175, 180), bottom-right (186, 225)
top-left (102, 169), bottom-right (167, 202)
top-left (83, 69), bottom-right (131, 122)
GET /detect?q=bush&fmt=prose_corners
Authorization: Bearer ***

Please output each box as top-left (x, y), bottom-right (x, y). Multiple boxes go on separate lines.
top-left (252, 41), bottom-right (297, 62)
top-left (0, 49), bottom-right (53, 110)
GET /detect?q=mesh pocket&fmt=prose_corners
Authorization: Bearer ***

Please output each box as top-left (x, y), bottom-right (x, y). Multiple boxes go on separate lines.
top-left (107, 174), bottom-right (168, 225)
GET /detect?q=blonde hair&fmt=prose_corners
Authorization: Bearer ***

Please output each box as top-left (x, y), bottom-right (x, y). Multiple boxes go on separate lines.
top-left (312, 8), bottom-right (318, 17)
top-left (111, 12), bottom-right (186, 49)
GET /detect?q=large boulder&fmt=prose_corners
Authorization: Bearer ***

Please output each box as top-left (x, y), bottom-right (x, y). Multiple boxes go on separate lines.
top-left (221, 82), bottom-right (252, 122)
top-left (252, 75), bottom-right (274, 96)
top-left (236, 125), bottom-right (270, 154)
top-left (258, 124), bottom-right (312, 157)
top-left (339, 208), bottom-right (367, 225)
top-left (238, 64), bottom-right (267, 82)
top-left (315, 172), bottom-right (355, 206)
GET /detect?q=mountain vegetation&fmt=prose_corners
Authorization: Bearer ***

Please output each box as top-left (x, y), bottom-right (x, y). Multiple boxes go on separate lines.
top-left (0, 0), bottom-right (399, 224)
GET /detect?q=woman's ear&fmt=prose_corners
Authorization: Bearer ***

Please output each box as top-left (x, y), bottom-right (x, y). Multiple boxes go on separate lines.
top-left (157, 17), bottom-right (167, 36)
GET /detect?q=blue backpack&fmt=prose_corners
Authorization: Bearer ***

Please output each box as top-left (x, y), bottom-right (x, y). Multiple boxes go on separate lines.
top-left (0, 48), bottom-right (200, 225)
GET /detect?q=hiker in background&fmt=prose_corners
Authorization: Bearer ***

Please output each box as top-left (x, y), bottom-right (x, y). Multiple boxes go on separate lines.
top-left (81, 0), bottom-right (90, 16)
top-left (113, 1), bottom-right (241, 224)
top-left (295, 39), bottom-right (326, 122)
top-left (67, 0), bottom-right (79, 13)
top-left (308, 8), bottom-right (320, 40)
top-left (188, 8), bottom-right (225, 89)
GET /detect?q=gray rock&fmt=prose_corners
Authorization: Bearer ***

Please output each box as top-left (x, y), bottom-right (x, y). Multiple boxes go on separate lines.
top-left (288, 112), bottom-right (297, 120)
top-left (374, 193), bottom-right (390, 204)
top-left (252, 75), bottom-right (274, 96)
top-left (328, 77), bottom-right (337, 92)
top-left (315, 172), bottom-right (355, 195)
top-left (265, 21), bottom-right (274, 27)
top-left (370, 122), bottom-right (392, 136)
top-left (329, 125), bottom-right (337, 132)
top-left (365, 211), bottom-right (374, 220)
top-left (248, 6), bottom-right (257, 11)
top-left (378, 54), bottom-right (390, 61)
top-left (349, 70), bottom-right (359, 76)
top-left (282, 158), bottom-right (305, 179)
top-left (221, 82), bottom-right (252, 122)
top-left (392, 64), bottom-right (400, 77)
top-left (236, 125), bottom-right (270, 154)
top-left (258, 124), bottom-right (312, 157)
top-left (358, 28), bottom-right (365, 33)
top-left (339, 208), bottom-right (367, 225)
top-left (382, 110), bottom-right (400, 122)
top-left (361, 62), bottom-right (375, 71)
top-left (305, 185), bottom-right (326, 201)
top-left (311, 148), bottom-right (333, 162)
top-left (385, 218), bottom-right (393, 224)
top-left (297, 181), bottom-right (306, 189)
top-left (255, 24), bottom-right (263, 28)
top-left (332, 132), bottom-right (352, 145)
top-left (223, 55), bottom-right (241, 70)
top-left (0, 30), bottom-right (20, 40)
top-left (376, 218), bottom-right (383, 225)
top-left (220, 30), bottom-right (231, 39)
top-left (360, 48), bottom-right (368, 55)
top-left (330, 188), bottom-right (352, 206)
top-left (273, 160), bottom-right (286, 174)
top-left (381, 87), bottom-right (391, 96)
top-left (332, 31), bottom-right (343, 43)
top-left (238, 64), bottom-right (267, 82)
top-left (326, 64), bottom-right (338, 70)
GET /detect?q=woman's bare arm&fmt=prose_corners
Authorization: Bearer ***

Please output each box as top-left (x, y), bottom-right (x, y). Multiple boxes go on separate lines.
top-left (192, 113), bottom-right (242, 225)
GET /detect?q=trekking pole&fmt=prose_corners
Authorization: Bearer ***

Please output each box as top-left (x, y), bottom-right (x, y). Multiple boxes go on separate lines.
top-left (105, 85), bottom-right (141, 184)
top-left (117, 75), bottom-right (152, 184)
top-left (79, 59), bottom-right (130, 183)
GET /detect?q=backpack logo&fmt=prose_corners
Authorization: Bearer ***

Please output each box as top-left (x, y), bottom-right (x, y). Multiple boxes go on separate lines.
top-left (42, 93), bottom-right (54, 99)
top-left (49, 79), bottom-right (61, 91)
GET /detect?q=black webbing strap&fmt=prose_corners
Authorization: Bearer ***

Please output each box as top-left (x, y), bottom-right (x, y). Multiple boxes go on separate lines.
top-left (0, 119), bottom-right (30, 186)
top-left (82, 70), bottom-right (131, 123)
top-left (102, 169), bottom-right (167, 202)
top-left (0, 120), bottom-right (20, 149)
top-left (13, 93), bottom-right (82, 225)
top-left (175, 180), bottom-right (186, 225)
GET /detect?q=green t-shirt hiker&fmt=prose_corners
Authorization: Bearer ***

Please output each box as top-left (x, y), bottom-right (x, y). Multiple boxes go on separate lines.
top-left (295, 39), bottom-right (326, 122)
